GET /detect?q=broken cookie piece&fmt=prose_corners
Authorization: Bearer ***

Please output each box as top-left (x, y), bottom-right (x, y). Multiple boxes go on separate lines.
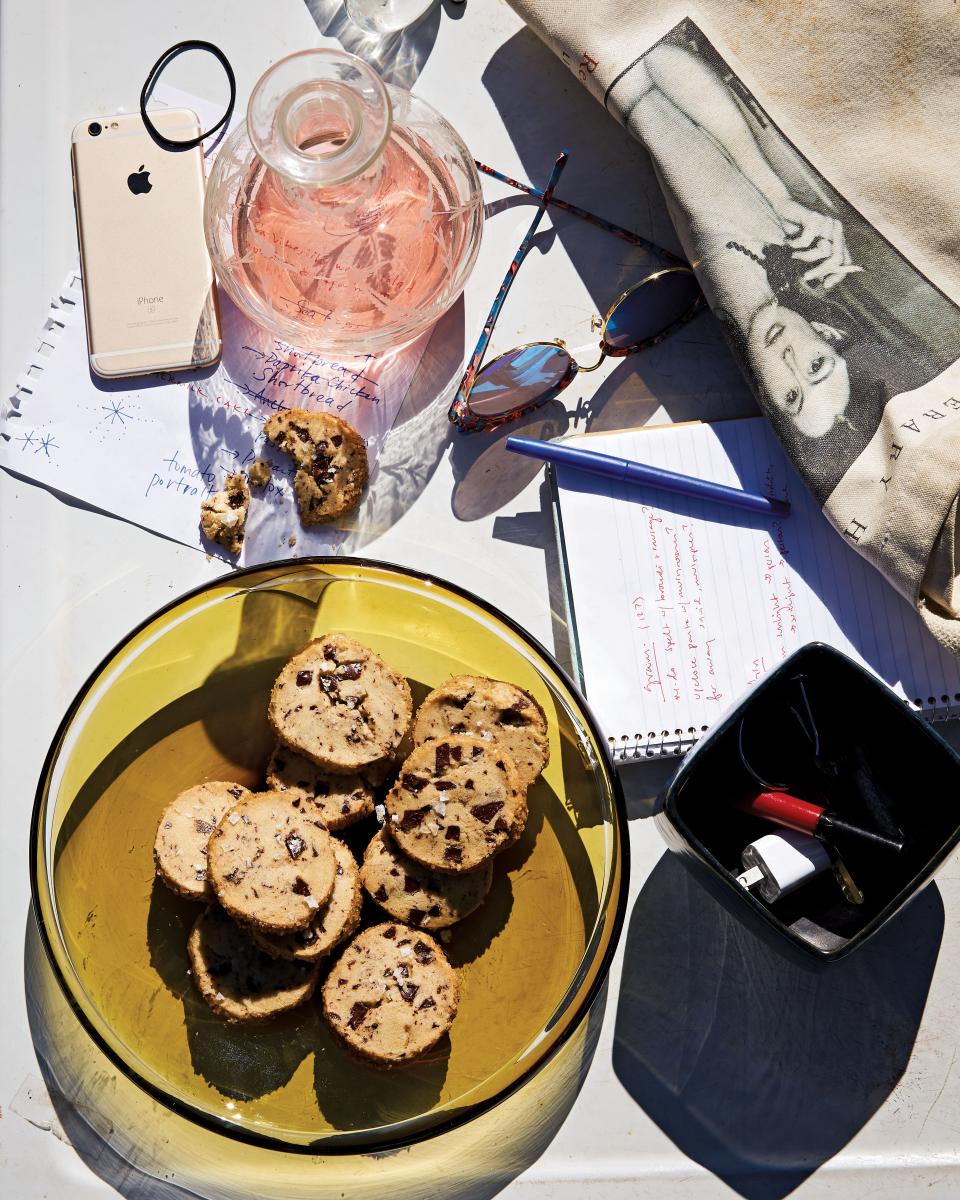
top-left (263, 408), bottom-right (368, 526)
top-left (199, 473), bottom-right (250, 556)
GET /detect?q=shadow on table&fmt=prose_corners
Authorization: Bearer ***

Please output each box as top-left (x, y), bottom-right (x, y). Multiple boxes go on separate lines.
top-left (302, 0), bottom-right (441, 89)
top-left (341, 296), bottom-right (466, 552)
top-left (481, 27), bottom-right (753, 408)
top-left (24, 896), bottom-right (608, 1200)
top-left (614, 852), bottom-right (943, 1200)
top-left (448, 27), bottom-right (757, 526)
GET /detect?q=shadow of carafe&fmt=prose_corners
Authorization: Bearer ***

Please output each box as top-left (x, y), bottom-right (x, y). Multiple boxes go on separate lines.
top-left (613, 851), bottom-right (944, 1200)
top-left (196, 572), bottom-right (328, 768)
top-left (303, 0), bottom-right (442, 89)
top-left (340, 297), bottom-right (467, 551)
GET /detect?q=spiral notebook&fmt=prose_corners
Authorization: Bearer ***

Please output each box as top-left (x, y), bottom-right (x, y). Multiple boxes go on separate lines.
top-left (551, 417), bottom-right (960, 760)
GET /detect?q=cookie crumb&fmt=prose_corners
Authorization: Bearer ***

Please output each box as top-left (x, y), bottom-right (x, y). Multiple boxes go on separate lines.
top-left (288, 534), bottom-right (297, 547)
top-left (247, 458), bottom-right (272, 488)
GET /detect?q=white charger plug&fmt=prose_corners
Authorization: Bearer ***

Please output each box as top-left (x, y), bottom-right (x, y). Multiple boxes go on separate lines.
top-left (736, 828), bottom-right (831, 903)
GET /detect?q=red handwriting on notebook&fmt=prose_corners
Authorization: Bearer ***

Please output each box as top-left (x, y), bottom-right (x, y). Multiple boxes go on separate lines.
top-left (761, 535), bottom-right (798, 656)
top-left (632, 508), bottom-right (725, 707)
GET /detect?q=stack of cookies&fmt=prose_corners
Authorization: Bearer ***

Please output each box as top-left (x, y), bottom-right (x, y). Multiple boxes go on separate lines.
top-left (153, 634), bottom-right (550, 1067)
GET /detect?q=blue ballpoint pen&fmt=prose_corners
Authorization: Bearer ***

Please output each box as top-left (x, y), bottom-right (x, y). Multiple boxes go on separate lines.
top-left (505, 436), bottom-right (791, 518)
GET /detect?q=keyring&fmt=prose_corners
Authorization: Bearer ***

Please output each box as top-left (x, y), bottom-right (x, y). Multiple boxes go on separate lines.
top-left (140, 40), bottom-right (236, 151)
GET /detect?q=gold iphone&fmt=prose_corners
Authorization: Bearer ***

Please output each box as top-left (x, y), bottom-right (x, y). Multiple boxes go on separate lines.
top-left (71, 110), bottom-right (221, 378)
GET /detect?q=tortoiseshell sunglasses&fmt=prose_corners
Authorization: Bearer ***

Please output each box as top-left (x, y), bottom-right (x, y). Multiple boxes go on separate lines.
top-left (449, 151), bottom-right (705, 434)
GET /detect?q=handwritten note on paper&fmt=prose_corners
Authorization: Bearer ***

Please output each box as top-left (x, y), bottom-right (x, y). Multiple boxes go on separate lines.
top-left (0, 81), bottom-right (427, 564)
top-left (0, 271), bottom-right (425, 564)
top-left (555, 418), bottom-right (960, 748)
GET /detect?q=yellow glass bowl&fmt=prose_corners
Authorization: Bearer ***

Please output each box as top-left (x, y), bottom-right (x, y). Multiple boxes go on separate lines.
top-left (31, 559), bottom-right (627, 1153)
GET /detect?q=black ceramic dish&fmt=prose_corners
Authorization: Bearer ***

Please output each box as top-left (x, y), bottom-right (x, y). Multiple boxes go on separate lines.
top-left (656, 642), bottom-right (960, 962)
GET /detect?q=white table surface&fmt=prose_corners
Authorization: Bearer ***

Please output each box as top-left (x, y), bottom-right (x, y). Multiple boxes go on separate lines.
top-left (3, 2), bottom-right (960, 1197)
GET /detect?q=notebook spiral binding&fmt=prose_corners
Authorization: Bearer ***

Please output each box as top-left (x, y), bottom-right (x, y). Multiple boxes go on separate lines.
top-left (607, 728), bottom-right (706, 761)
top-left (913, 693), bottom-right (960, 724)
top-left (606, 694), bottom-right (960, 762)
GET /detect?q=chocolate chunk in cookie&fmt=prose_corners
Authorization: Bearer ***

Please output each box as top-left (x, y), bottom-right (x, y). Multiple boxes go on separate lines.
top-left (263, 408), bottom-right (368, 525)
top-left (266, 743), bottom-right (376, 831)
top-left (413, 675), bottom-right (550, 789)
top-left (321, 923), bottom-right (459, 1064)
top-left (385, 736), bottom-right (527, 873)
top-left (154, 781), bottom-right (249, 900)
top-left (268, 634), bottom-right (412, 775)
top-left (253, 838), bottom-right (362, 962)
top-left (207, 790), bottom-right (337, 934)
top-left (188, 906), bottom-right (319, 1023)
top-left (199, 473), bottom-right (250, 556)
top-left (361, 827), bottom-right (492, 929)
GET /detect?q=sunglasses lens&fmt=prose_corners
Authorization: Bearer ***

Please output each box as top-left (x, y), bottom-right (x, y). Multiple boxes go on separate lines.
top-left (604, 270), bottom-right (700, 351)
top-left (468, 343), bottom-right (573, 418)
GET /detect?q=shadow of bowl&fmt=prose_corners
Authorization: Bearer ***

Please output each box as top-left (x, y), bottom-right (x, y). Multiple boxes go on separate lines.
top-left (25, 910), bottom-right (607, 1200)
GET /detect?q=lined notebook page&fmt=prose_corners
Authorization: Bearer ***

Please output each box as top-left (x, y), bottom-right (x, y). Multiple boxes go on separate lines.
top-left (554, 418), bottom-right (960, 753)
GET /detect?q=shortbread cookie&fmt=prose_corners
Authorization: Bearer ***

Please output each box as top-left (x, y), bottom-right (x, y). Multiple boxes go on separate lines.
top-left (207, 791), bottom-right (337, 934)
top-left (385, 736), bottom-right (527, 873)
top-left (362, 827), bottom-right (492, 929)
top-left (322, 924), bottom-right (459, 1064)
top-left (199, 473), bottom-right (249, 555)
top-left (413, 676), bottom-right (550, 789)
top-left (268, 634), bottom-right (413, 775)
top-left (266, 743), bottom-right (376, 831)
top-left (154, 781), bottom-right (249, 900)
top-left (253, 839), bottom-right (362, 962)
top-left (263, 408), bottom-right (368, 525)
top-left (188, 906), bottom-right (319, 1023)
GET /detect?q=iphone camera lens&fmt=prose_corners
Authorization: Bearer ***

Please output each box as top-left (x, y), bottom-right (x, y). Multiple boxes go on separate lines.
top-left (88, 122), bottom-right (102, 137)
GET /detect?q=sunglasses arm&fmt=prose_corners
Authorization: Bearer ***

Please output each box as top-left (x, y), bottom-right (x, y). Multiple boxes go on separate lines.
top-left (449, 153), bottom-right (570, 432)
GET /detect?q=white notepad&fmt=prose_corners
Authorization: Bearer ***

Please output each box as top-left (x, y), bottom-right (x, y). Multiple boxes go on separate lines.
top-left (553, 417), bottom-right (960, 759)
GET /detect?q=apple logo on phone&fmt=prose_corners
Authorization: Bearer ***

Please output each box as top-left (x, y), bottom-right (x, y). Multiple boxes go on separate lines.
top-left (127, 165), bottom-right (152, 196)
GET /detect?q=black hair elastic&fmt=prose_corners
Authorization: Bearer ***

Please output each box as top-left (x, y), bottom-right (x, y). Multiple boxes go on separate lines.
top-left (140, 40), bottom-right (236, 151)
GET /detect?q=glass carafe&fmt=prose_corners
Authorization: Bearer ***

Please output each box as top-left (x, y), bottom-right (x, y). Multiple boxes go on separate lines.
top-left (204, 49), bottom-right (483, 355)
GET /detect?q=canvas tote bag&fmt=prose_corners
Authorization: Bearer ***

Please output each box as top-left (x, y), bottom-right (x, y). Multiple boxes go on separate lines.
top-left (508, 0), bottom-right (960, 655)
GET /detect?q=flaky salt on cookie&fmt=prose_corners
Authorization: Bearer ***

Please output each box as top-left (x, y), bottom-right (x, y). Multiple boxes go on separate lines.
top-left (322, 923), bottom-right (459, 1064)
top-left (268, 634), bottom-right (412, 775)
top-left (206, 790), bottom-right (338, 934)
top-left (413, 676), bottom-right (550, 788)
top-left (154, 781), bottom-right (249, 899)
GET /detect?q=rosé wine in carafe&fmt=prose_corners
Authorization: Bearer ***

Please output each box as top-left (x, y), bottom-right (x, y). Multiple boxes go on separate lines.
top-left (205, 49), bottom-right (483, 355)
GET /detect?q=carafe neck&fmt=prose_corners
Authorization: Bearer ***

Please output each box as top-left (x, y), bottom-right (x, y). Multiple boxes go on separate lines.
top-left (247, 48), bottom-right (392, 190)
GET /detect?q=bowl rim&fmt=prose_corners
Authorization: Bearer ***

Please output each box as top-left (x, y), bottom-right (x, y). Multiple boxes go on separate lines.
top-left (29, 555), bottom-right (630, 1155)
